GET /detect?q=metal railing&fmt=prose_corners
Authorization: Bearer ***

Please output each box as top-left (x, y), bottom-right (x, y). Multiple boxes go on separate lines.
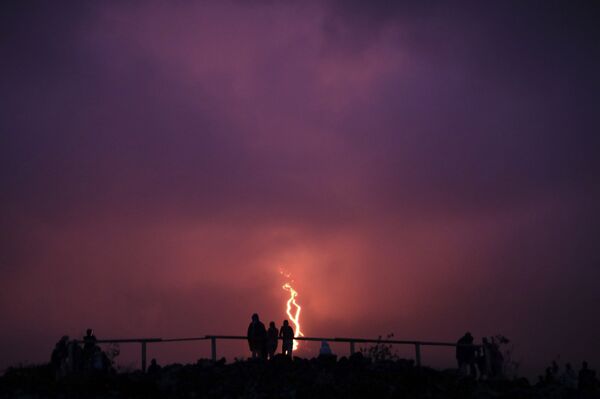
top-left (87, 335), bottom-right (469, 372)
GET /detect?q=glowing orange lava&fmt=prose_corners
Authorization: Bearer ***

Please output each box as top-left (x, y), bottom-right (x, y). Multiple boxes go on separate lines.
top-left (282, 282), bottom-right (304, 350)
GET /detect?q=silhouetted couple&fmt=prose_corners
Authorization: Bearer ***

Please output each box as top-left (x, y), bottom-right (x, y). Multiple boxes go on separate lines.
top-left (247, 313), bottom-right (294, 360)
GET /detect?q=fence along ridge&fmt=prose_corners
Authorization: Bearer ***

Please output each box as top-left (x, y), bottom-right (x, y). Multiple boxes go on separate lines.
top-left (80, 334), bottom-right (477, 371)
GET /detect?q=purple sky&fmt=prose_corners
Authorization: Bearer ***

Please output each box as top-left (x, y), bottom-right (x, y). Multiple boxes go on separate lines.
top-left (1, 1), bottom-right (599, 375)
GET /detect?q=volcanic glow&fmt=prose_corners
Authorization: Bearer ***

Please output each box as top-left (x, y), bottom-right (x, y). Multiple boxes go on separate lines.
top-left (282, 282), bottom-right (304, 350)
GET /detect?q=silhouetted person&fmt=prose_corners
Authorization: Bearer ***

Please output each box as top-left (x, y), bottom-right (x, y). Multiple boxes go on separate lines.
top-left (82, 329), bottom-right (97, 370)
top-left (551, 360), bottom-right (560, 379)
top-left (83, 328), bottom-right (97, 362)
top-left (579, 361), bottom-right (598, 393)
top-left (456, 333), bottom-right (467, 370)
top-left (319, 340), bottom-right (333, 356)
top-left (488, 337), bottom-right (503, 379)
top-left (475, 346), bottom-right (485, 380)
top-left (535, 375), bottom-right (545, 388)
top-left (92, 346), bottom-right (105, 371)
top-left (561, 362), bottom-right (577, 389)
top-left (318, 340), bottom-right (336, 364)
top-left (456, 332), bottom-right (476, 378)
top-left (545, 366), bottom-right (556, 384)
top-left (247, 313), bottom-right (267, 359)
top-left (83, 328), bottom-right (97, 349)
top-left (477, 337), bottom-right (492, 380)
top-left (67, 339), bottom-right (83, 373)
top-left (279, 320), bottom-right (294, 357)
top-left (267, 321), bottom-right (279, 360)
top-left (51, 336), bottom-right (69, 378)
top-left (147, 358), bottom-right (161, 375)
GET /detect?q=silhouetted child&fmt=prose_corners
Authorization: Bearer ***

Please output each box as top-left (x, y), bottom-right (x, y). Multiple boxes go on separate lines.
top-left (318, 340), bottom-right (336, 365)
top-left (247, 313), bottom-right (267, 359)
top-left (319, 340), bottom-right (333, 356)
top-left (267, 321), bottom-right (279, 360)
top-left (279, 320), bottom-right (294, 357)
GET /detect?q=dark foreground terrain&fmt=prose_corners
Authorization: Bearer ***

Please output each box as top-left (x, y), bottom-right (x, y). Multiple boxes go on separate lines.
top-left (1, 355), bottom-right (597, 399)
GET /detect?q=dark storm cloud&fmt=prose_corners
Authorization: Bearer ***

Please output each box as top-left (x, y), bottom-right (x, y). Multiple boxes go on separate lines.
top-left (322, 0), bottom-right (600, 214)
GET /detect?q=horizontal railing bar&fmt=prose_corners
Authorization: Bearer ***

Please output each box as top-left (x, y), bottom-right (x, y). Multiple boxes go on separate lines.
top-left (296, 337), bottom-right (331, 342)
top-left (161, 337), bottom-right (209, 342)
top-left (81, 335), bottom-right (477, 348)
top-left (75, 338), bottom-right (163, 344)
top-left (205, 335), bottom-right (246, 340)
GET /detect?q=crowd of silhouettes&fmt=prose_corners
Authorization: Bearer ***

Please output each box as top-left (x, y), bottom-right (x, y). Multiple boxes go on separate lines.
top-left (247, 313), bottom-right (295, 360)
top-left (456, 332), bottom-right (505, 380)
top-left (50, 329), bottom-right (114, 379)
top-left (455, 332), bottom-right (599, 394)
top-left (536, 359), bottom-right (599, 395)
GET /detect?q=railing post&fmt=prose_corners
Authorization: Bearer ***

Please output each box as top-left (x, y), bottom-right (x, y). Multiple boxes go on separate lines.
top-left (349, 340), bottom-right (355, 355)
top-left (141, 341), bottom-right (147, 372)
top-left (414, 343), bottom-right (421, 367)
top-left (211, 336), bottom-right (217, 362)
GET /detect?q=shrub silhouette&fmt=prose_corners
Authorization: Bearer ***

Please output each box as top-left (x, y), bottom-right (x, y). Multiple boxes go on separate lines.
top-left (360, 333), bottom-right (399, 362)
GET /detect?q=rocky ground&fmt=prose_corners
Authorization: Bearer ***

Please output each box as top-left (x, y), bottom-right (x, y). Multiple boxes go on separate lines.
top-left (0, 354), bottom-right (596, 398)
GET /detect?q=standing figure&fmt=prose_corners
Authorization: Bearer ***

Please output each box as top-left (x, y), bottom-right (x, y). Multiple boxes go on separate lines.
top-left (67, 339), bottom-right (83, 373)
top-left (83, 328), bottom-right (97, 368)
top-left (247, 313), bottom-right (267, 359)
top-left (562, 363), bottom-right (577, 389)
top-left (578, 361), bottom-right (598, 393)
top-left (147, 358), bottom-right (162, 375)
top-left (456, 332), bottom-right (477, 378)
top-left (50, 336), bottom-right (69, 378)
top-left (83, 329), bottom-right (97, 350)
top-left (279, 320), bottom-right (294, 358)
top-left (489, 337), bottom-right (504, 379)
top-left (266, 322), bottom-right (279, 360)
top-left (477, 337), bottom-right (491, 380)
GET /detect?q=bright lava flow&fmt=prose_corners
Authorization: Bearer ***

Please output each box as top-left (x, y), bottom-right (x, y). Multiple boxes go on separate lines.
top-left (282, 282), bottom-right (304, 350)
